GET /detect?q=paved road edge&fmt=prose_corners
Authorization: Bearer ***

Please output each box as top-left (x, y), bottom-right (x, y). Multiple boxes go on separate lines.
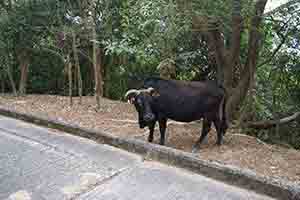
top-left (0, 107), bottom-right (299, 200)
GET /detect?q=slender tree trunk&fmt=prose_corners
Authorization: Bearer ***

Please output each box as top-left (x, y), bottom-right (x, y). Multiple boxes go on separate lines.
top-left (81, 0), bottom-right (103, 109)
top-left (104, 56), bottom-right (112, 98)
top-left (74, 64), bottom-right (78, 95)
top-left (67, 55), bottom-right (73, 107)
top-left (18, 53), bottom-right (30, 96)
top-left (77, 62), bottom-right (83, 102)
top-left (72, 31), bottom-right (83, 104)
top-left (7, 70), bottom-right (17, 96)
top-left (93, 27), bottom-right (103, 110)
top-left (1, 72), bottom-right (4, 94)
top-left (99, 50), bottom-right (103, 97)
top-left (6, 63), bottom-right (17, 96)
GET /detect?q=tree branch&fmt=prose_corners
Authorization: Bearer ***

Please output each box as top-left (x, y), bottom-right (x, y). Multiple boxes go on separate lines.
top-left (258, 16), bottom-right (294, 68)
top-left (264, 0), bottom-right (299, 16)
top-left (258, 32), bottom-right (287, 68)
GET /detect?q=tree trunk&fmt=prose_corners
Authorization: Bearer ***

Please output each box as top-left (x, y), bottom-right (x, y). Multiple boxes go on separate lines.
top-left (192, 0), bottom-right (268, 123)
top-left (18, 54), bottom-right (29, 96)
top-left (225, 0), bottom-right (243, 92)
top-left (81, 0), bottom-right (103, 109)
top-left (72, 31), bottom-right (83, 104)
top-left (67, 55), bottom-right (73, 107)
top-left (226, 0), bottom-right (268, 122)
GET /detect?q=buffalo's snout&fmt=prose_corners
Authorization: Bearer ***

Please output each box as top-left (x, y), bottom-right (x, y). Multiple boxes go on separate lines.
top-left (144, 113), bottom-right (155, 123)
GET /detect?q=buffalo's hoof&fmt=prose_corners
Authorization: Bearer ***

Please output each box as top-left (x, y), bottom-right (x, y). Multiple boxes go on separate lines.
top-left (148, 139), bottom-right (153, 143)
top-left (191, 146), bottom-right (200, 154)
top-left (215, 141), bottom-right (222, 146)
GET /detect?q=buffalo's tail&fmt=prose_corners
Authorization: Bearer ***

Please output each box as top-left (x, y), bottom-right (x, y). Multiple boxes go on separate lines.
top-left (219, 87), bottom-right (228, 135)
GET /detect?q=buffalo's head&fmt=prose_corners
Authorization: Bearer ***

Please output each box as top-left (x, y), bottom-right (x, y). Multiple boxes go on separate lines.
top-left (125, 88), bottom-right (160, 128)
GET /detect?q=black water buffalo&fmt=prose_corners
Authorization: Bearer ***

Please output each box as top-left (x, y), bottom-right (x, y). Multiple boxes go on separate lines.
top-left (125, 77), bottom-right (228, 152)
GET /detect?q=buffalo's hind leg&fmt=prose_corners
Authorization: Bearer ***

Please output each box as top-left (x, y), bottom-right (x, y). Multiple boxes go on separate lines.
top-left (148, 121), bottom-right (156, 143)
top-left (192, 118), bottom-right (211, 153)
top-left (158, 118), bottom-right (167, 145)
top-left (213, 117), bottom-right (223, 146)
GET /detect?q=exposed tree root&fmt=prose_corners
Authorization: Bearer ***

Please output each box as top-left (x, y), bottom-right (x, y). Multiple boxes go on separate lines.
top-left (245, 112), bottom-right (300, 129)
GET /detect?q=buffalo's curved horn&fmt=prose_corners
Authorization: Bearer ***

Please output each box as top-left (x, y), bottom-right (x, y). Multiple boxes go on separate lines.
top-left (139, 87), bottom-right (155, 94)
top-left (125, 87), bottom-right (156, 101)
top-left (145, 87), bottom-right (155, 93)
top-left (145, 87), bottom-right (160, 97)
top-left (124, 89), bottom-right (140, 100)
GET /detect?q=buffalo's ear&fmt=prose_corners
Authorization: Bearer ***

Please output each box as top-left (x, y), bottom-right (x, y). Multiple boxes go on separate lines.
top-left (128, 96), bottom-right (136, 104)
top-left (124, 89), bottom-right (139, 104)
top-left (126, 93), bottom-right (136, 104)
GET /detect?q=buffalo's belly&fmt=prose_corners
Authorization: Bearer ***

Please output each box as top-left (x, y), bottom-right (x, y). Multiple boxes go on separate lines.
top-left (168, 115), bottom-right (201, 122)
top-left (159, 107), bottom-right (209, 122)
top-left (155, 98), bottom-right (219, 122)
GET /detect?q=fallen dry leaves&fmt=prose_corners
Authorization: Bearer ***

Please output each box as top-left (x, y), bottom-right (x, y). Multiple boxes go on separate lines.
top-left (0, 94), bottom-right (300, 183)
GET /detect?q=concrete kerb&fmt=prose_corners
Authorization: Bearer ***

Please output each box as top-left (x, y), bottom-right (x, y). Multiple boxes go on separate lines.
top-left (0, 107), bottom-right (299, 200)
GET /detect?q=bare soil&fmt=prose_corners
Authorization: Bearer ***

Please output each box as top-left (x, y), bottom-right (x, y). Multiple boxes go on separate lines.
top-left (1, 94), bottom-right (300, 183)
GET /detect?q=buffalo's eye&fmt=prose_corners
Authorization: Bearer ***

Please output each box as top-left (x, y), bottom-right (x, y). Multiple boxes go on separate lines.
top-left (137, 99), bottom-right (143, 107)
top-left (134, 98), bottom-right (144, 113)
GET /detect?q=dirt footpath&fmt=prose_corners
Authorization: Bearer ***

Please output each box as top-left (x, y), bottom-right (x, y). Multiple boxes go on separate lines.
top-left (1, 95), bottom-right (300, 183)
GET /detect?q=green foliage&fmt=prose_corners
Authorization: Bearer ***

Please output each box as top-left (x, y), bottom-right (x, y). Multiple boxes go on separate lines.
top-left (243, 3), bottom-right (300, 149)
top-left (27, 50), bottom-right (64, 94)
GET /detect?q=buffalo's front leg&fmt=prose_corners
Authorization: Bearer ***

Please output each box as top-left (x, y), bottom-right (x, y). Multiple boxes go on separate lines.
top-left (192, 119), bottom-right (212, 153)
top-left (158, 118), bottom-right (167, 145)
top-left (148, 121), bottom-right (156, 143)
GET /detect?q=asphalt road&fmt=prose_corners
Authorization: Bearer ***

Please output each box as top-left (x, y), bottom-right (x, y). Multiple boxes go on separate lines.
top-left (0, 115), bottom-right (275, 200)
